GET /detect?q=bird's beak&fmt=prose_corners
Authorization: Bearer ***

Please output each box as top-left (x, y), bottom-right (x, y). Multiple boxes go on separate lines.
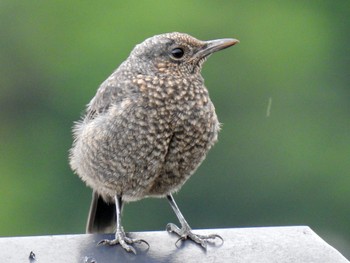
top-left (196, 38), bottom-right (239, 59)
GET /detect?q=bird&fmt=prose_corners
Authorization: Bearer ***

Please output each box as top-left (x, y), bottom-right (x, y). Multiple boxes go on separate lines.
top-left (69, 32), bottom-right (239, 254)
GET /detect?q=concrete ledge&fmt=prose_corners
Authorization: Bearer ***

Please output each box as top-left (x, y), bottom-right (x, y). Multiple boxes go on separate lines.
top-left (0, 226), bottom-right (348, 262)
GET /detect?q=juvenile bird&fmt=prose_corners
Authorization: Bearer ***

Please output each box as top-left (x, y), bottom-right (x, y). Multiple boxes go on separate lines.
top-left (69, 32), bottom-right (238, 253)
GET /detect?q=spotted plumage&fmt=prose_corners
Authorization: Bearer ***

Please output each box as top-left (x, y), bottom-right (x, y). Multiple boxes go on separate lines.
top-left (69, 32), bottom-right (238, 253)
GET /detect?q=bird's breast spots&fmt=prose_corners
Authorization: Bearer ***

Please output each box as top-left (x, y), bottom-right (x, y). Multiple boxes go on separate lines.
top-left (152, 77), bottom-right (160, 86)
top-left (166, 80), bottom-right (173, 87)
top-left (156, 62), bottom-right (166, 72)
top-left (166, 87), bottom-right (175, 95)
top-left (156, 62), bottom-right (179, 75)
top-left (133, 78), bottom-right (147, 92)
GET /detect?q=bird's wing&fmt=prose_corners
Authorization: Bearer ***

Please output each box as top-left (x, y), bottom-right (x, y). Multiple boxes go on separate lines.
top-left (85, 75), bottom-right (130, 120)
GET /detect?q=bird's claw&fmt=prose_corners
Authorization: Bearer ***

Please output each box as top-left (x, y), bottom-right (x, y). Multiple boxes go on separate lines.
top-left (166, 223), bottom-right (223, 249)
top-left (98, 233), bottom-right (149, 254)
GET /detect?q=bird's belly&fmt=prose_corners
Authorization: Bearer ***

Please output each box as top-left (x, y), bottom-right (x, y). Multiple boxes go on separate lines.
top-left (70, 103), bottom-right (219, 201)
top-left (145, 111), bottom-right (220, 197)
top-left (70, 113), bottom-right (170, 201)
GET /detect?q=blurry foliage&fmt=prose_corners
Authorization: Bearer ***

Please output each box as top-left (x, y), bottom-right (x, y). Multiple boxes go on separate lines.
top-left (0, 0), bottom-right (349, 258)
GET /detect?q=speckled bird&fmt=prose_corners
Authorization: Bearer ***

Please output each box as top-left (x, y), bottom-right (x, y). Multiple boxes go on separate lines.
top-left (69, 32), bottom-right (238, 253)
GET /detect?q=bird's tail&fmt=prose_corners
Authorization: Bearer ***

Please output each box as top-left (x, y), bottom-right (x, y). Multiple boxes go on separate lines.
top-left (86, 191), bottom-right (116, 234)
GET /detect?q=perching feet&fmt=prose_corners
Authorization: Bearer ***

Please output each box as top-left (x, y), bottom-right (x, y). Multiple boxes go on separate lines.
top-left (98, 229), bottom-right (149, 254)
top-left (166, 222), bottom-right (223, 248)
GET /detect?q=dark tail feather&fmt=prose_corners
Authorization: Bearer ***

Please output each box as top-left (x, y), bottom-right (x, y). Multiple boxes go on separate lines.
top-left (86, 191), bottom-right (116, 234)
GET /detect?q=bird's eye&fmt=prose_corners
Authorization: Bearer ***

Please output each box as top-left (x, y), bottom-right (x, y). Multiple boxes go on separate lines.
top-left (171, 48), bottom-right (185, 59)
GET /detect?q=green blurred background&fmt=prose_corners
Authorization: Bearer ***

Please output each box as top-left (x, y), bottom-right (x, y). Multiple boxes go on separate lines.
top-left (1, 0), bottom-right (349, 258)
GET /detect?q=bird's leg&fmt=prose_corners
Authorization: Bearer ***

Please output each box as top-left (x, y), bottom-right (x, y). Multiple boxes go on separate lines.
top-left (98, 195), bottom-right (149, 254)
top-left (166, 194), bottom-right (223, 249)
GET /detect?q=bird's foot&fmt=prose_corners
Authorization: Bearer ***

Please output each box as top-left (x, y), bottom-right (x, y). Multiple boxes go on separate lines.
top-left (166, 223), bottom-right (223, 249)
top-left (98, 231), bottom-right (149, 254)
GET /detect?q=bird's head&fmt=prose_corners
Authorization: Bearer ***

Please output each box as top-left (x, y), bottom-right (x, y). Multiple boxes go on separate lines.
top-left (128, 32), bottom-right (239, 76)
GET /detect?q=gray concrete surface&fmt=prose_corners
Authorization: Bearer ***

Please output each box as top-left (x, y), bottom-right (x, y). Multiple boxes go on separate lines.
top-left (0, 226), bottom-right (348, 262)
